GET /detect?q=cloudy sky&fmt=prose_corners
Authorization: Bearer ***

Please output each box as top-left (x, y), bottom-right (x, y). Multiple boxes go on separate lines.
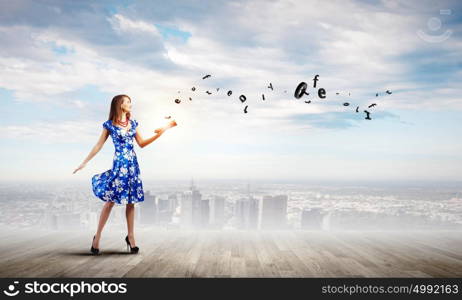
top-left (0, 0), bottom-right (461, 183)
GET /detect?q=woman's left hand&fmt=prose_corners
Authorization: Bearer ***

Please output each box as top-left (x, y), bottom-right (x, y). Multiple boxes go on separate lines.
top-left (168, 120), bottom-right (177, 128)
top-left (154, 128), bottom-right (165, 135)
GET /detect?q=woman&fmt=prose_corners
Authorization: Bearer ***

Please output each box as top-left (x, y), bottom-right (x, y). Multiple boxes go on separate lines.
top-left (72, 94), bottom-right (176, 255)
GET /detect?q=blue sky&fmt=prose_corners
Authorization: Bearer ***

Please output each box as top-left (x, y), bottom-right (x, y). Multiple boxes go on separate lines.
top-left (0, 0), bottom-right (461, 182)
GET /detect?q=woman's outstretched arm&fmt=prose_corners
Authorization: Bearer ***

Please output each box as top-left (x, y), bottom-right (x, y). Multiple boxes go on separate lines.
top-left (135, 120), bottom-right (177, 148)
top-left (73, 128), bottom-right (110, 174)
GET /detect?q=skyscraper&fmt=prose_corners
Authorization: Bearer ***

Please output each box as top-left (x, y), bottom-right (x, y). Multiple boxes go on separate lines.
top-left (258, 195), bottom-right (288, 229)
top-left (156, 196), bottom-right (175, 225)
top-left (180, 179), bottom-right (203, 228)
top-left (168, 193), bottom-right (179, 210)
top-left (210, 196), bottom-right (226, 229)
top-left (140, 190), bottom-right (156, 225)
top-left (200, 199), bottom-right (210, 228)
top-left (234, 197), bottom-right (258, 229)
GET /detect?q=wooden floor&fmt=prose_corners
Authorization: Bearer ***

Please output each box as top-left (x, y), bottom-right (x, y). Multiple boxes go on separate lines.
top-left (0, 228), bottom-right (461, 278)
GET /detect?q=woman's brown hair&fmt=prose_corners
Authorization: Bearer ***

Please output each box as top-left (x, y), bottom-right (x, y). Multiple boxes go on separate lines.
top-left (108, 94), bottom-right (131, 125)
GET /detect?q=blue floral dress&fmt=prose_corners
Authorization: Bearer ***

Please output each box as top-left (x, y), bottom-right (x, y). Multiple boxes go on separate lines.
top-left (91, 119), bottom-right (144, 205)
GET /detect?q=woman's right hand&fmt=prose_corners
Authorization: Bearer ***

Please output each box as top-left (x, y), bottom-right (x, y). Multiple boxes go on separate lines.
top-left (73, 162), bottom-right (87, 174)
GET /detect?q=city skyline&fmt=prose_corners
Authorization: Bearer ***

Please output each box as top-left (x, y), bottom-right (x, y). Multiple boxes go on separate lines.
top-left (1, 179), bottom-right (460, 232)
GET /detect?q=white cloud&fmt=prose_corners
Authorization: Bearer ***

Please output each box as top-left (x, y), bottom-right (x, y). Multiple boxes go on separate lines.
top-left (108, 14), bottom-right (161, 36)
top-left (0, 120), bottom-right (98, 144)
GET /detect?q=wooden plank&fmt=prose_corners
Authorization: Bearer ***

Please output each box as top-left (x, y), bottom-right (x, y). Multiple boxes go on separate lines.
top-left (0, 229), bottom-right (461, 278)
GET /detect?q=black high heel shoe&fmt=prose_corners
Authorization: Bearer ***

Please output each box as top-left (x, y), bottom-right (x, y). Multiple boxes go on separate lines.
top-left (125, 235), bottom-right (139, 254)
top-left (90, 235), bottom-right (99, 255)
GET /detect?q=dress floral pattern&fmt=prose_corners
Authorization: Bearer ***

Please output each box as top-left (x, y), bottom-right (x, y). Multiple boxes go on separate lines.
top-left (91, 119), bottom-right (144, 205)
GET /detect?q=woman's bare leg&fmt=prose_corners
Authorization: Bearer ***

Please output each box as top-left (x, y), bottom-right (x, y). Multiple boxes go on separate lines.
top-left (126, 203), bottom-right (136, 247)
top-left (92, 201), bottom-right (115, 248)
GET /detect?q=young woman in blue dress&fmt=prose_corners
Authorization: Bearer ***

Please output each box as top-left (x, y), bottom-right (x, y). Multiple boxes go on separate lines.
top-left (73, 94), bottom-right (177, 255)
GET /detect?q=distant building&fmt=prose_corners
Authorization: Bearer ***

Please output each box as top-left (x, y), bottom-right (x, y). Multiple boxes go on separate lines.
top-left (301, 208), bottom-right (324, 230)
top-left (156, 196), bottom-right (175, 225)
top-left (210, 196), bottom-right (226, 229)
top-left (168, 193), bottom-right (179, 210)
top-left (200, 199), bottom-right (210, 227)
top-left (322, 211), bottom-right (332, 231)
top-left (48, 212), bottom-right (81, 230)
top-left (234, 197), bottom-right (259, 229)
top-left (258, 195), bottom-right (288, 229)
top-left (180, 179), bottom-right (203, 228)
top-left (140, 190), bottom-right (156, 225)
